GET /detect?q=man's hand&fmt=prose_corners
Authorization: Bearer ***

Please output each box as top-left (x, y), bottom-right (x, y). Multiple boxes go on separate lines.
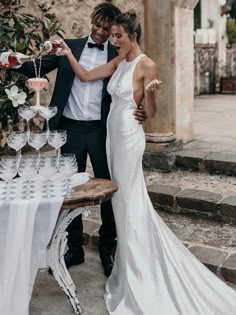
top-left (133, 105), bottom-right (147, 124)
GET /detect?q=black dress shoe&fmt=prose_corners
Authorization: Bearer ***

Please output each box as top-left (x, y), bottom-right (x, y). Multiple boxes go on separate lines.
top-left (48, 250), bottom-right (84, 275)
top-left (64, 250), bottom-right (85, 269)
top-left (101, 254), bottom-right (114, 278)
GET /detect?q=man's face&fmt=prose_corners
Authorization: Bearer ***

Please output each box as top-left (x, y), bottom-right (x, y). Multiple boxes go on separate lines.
top-left (90, 16), bottom-right (111, 44)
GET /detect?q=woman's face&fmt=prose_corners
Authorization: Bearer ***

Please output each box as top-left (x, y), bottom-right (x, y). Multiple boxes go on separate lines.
top-left (111, 25), bottom-right (133, 57)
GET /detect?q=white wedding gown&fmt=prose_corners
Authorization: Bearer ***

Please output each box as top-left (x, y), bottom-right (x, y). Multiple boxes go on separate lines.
top-left (105, 54), bottom-right (236, 315)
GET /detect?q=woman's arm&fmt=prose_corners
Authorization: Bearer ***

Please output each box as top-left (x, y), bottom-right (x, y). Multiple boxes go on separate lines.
top-left (59, 40), bottom-right (122, 82)
top-left (143, 59), bottom-right (161, 119)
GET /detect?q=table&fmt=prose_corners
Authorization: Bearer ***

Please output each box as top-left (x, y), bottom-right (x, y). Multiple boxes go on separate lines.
top-left (0, 177), bottom-right (117, 315)
top-left (46, 178), bottom-right (117, 314)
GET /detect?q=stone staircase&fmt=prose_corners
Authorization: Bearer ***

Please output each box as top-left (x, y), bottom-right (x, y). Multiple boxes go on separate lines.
top-left (143, 149), bottom-right (236, 285)
top-left (83, 149), bottom-right (236, 287)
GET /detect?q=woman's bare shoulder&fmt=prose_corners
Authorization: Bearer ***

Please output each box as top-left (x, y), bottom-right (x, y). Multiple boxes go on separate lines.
top-left (140, 55), bottom-right (157, 76)
top-left (141, 55), bottom-right (156, 70)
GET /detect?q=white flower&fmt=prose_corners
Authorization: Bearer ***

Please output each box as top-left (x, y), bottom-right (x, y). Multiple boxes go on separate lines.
top-left (5, 85), bottom-right (27, 107)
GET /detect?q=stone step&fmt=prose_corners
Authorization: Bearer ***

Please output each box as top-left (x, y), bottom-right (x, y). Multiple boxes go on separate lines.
top-left (143, 149), bottom-right (236, 176)
top-left (175, 150), bottom-right (236, 176)
top-left (145, 169), bottom-right (236, 223)
top-left (82, 206), bottom-right (236, 285)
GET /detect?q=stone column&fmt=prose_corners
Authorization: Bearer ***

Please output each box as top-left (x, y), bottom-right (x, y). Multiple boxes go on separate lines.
top-left (173, 1), bottom-right (199, 141)
top-left (144, 0), bottom-right (199, 150)
top-left (175, 6), bottom-right (194, 141)
top-left (144, 0), bottom-right (176, 153)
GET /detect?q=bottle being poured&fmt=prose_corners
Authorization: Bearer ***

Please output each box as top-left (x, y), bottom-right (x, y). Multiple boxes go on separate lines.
top-left (0, 51), bottom-right (34, 68)
top-left (38, 40), bottom-right (63, 57)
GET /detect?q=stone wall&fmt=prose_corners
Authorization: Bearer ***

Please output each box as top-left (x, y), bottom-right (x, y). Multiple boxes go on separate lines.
top-left (225, 44), bottom-right (236, 77)
top-left (194, 43), bottom-right (236, 95)
top-left (21, 0), bottom-right (144, 105)
top-left (194, 44), bottom-right (217, 95)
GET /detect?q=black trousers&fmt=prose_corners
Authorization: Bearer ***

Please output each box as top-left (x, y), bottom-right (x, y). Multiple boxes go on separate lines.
top-left (59, 116), bottom-right (116, 257)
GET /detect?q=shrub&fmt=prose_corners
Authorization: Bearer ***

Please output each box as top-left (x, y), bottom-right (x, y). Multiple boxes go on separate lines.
top-left (226, 17), bottom-right (236, 44)
top-left (0, 0), bottom-right (64, 129)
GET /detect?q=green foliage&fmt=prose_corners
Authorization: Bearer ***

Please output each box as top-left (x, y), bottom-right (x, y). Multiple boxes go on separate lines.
top-left (226, 17), bottom-right (236, 44)
top-left (0, 0), bottom-right (64, 128)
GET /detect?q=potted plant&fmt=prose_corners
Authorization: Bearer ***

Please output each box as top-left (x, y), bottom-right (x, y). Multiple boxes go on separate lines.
top-left (220, 17), bottom-right (236, 93)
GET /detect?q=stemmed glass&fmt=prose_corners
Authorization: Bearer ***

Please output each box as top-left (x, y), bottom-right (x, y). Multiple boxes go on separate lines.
top-left (7, 131), bottom-right (27, 166)
top-left (0, 157), bottom-right (18, 199)
top-left (39, 106), bottom-right (58, 136)
top-left (17, 158), bottom-right (38, 199)
top-left (48, 130), bottom-right (67, 166)
top-left (0, 163), bottom-right (17, 200)
top-left (0, 156), bottom-right (17, 166)
top-left (18, 106), bottom-right (36, 137)
top-left (39, 157), bottom-right (58, 198)
top-left (59, 153), bottom-right (76, 166)
top-left (28, 131), bottom-right (47, 167)
top-left (58, 160), bottom-right (78, 197)
top-left (27, 78), bottom-right (48, 109)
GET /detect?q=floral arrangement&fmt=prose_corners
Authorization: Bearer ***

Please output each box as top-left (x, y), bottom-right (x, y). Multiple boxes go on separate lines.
top-left (0, 0), bottom-right (64, 131)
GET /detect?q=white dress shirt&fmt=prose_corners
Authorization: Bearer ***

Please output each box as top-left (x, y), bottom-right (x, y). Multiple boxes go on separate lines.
top-left (63, 36), bottom-right (108, 121)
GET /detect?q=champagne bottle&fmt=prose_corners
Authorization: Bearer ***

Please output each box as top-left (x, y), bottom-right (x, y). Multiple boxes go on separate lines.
top-left (0, 52), bottom-right (33, 68)
top-left (40, 40), bottom-right (63, 55)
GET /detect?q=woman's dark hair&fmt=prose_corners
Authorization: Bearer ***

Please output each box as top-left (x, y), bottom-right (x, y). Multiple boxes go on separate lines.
top-left (113, 10), bottom-right (141, 43)
top-left (91, 2), bottom-right (121, 24)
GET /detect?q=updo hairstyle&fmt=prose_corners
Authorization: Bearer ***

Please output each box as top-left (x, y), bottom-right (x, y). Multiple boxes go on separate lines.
top-left (113, 10), bottom-right (141, 43)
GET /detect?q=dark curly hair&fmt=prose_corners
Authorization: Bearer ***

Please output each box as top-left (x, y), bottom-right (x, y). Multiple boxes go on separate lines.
top-left (91, 2), bottom-right (121, 24)
top-left (113, 10), bottom-right (141, 43)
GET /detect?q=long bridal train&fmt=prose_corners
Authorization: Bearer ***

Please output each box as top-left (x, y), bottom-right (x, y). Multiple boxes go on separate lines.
top-left (104, 54), bottom-right (236, 315)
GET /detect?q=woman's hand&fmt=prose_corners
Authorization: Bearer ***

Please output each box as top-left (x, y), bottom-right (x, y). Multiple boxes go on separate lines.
top-left (55, 40), bottom-right (71, 56)
top-left (145, 79), bottom-right (162, 93)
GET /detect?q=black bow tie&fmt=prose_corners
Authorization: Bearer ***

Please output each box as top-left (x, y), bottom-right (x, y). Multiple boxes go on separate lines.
top-left (87, 42), bottom-right (104, 51)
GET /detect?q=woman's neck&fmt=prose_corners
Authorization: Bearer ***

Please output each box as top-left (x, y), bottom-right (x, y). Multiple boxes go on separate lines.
top-left (126, 45), bottom-right (142, 62)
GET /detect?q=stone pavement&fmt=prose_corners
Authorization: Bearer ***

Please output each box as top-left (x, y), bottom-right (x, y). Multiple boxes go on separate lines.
top-left (184, 94), bottom-right (236, 153)
top-left (30, 248), bottom-right (108, 315)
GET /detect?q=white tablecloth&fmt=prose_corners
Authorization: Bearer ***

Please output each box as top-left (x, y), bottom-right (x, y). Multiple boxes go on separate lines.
top-left (0, 197), bottom-right (63, 315)
top-left (0, 172), bottom-right (91, 315)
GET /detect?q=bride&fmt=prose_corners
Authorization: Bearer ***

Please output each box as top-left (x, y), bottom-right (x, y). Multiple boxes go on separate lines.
top-left (58, 10), bottom-right (236, 315)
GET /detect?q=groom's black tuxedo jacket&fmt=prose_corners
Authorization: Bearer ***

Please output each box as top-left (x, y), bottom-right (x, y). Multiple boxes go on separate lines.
top-left (20, 37), bottom-right (118, 134)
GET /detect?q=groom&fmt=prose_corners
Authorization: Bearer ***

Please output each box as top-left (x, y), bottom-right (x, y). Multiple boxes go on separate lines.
top-left (18, 2), bottom-right (146, 277)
